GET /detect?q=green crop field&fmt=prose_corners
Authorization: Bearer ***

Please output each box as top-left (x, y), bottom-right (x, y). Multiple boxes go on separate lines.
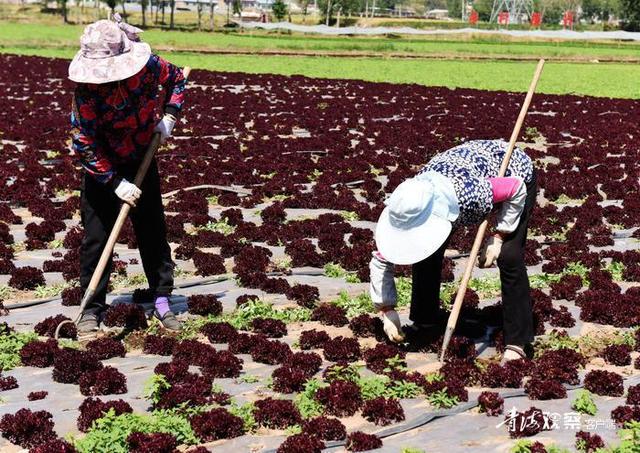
top-left (3, 22), bottom-right (640, 59)
top-left (2, 21), bottom-right (640, 98)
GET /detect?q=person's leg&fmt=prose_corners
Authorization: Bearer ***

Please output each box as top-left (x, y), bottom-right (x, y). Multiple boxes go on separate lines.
top-left (79, 174), bottom-right (120, 318)
top-left (128, 160), bottom-right (176, 318)
top-left (497, 172), bottom-right (537, 351)
top-left (409, 238), bottom-right (449, 325)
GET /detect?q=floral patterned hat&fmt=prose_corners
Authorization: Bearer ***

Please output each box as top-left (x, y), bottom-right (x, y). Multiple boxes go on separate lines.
top-left (68, 14), bottom-right (151, 84)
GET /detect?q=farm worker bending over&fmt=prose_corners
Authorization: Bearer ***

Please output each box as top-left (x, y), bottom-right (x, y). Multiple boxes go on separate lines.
top-left (370, 140), bottom-right (536, 363)
top-left (68, 16), bottom-right (185, 332)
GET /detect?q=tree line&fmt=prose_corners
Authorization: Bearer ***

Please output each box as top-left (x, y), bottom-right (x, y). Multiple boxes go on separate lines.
top-left (46, 0), bottom-right (640, 30)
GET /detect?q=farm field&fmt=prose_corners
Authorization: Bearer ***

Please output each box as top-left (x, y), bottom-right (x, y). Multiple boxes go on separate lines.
top-left (3, 22), bottom-right (640, 60)
top-left (2, 45), bottom-right (640, 98)
top-left (1, 52), bottom-right (640, 452)
top-left (3, 16), bottom-right (640, 98)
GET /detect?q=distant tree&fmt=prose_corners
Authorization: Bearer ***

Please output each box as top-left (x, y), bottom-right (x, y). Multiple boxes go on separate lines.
top-left (209, 0), bottom-right (216, 29)
top-left (582, 0), bottom-right (620, 23)
top-left (582, 0), bottom-right (601, 21)
top-left (58, 0), bottom-right (69, 22)
top-left (169, 0), bottom-right (176, 28)
top-left (424, 0), bottom-right (446, 9)
top-left (446, 0), bottom-right (461, 18)
top-left (141, 0), bottom-right (148, 26)
top-left (473, 0), bottom-right (492, 21)
top-left (538, 0), bottom-right (564, 23)
top-left (377, 0), bottom-right (401, 12)
top-left (600, 0), bottom-right (621, 21)
top-left (197, 0), bottom-right (204, 28)
top-left (233, 0), bottom-right (242, 16)
top-left (272, 0), bottom-right (288, 20)
top-left (104, 0), bottom-right (117, 14)
top-left (298, 0), bottom-right (310, 21)
top-left (620, 0), bottom-right (639, 28)
top-left (319, 0), bottom-right (359, 24)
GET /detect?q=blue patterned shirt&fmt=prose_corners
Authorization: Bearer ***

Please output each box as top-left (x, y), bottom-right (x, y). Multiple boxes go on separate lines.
top-left (420, 140), bottom-right (533, 226)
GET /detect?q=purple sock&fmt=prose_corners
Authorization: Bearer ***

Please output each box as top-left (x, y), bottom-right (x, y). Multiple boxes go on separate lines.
top-left (155, 296), bottom-right (170, 316)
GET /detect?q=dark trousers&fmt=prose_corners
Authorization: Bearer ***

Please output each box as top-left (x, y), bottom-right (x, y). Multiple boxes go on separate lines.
top-left (80, 160), bottom-right (174, 315)
top-left (410, 171), bottom-right (537, 347)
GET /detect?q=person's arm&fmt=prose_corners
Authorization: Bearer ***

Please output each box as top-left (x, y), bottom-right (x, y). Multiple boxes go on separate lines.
top-left (71, 87), bottom-right (116, 185)
top-left (369, 251), bottom-right (397, 311)
top-left (150, 55), bottom-right (186, 143)
top-left (489, 177), bottom-right (527, 235)
top-left (155, 55), bottom-right (186, 116)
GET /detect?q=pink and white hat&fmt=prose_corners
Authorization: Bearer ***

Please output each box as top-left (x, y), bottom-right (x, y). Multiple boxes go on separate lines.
top-left (68, 15), bottom-right (151, 84)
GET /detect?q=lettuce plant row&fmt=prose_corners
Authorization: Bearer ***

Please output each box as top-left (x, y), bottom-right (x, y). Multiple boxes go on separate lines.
top-left (2, 55), bottom-right (640, 451)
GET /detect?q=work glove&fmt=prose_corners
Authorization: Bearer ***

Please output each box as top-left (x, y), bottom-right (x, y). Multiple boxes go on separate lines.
top-left (114, 179), bottom-right (142, 207)
top-left (380, 308), bottom-right (405, 343)
top-left (154, 113), bottom-right (176, 143)
top-left (478, 234), bottom-right (503, 268)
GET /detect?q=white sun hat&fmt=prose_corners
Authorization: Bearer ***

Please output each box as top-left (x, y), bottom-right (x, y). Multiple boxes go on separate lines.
top-left (375, 171), bottom-right (459, 265)
top-left (68, 15), bottom-right (151, 84)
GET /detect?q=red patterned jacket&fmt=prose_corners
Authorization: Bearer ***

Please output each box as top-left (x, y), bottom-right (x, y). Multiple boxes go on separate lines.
top-left (71, 54), bottom-right (185, 184)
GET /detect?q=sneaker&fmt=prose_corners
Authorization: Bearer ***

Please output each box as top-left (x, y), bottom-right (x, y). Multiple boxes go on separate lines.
top-left (154, 310), bottom-right (182, 331)
top-left (77, 313), bottom-right (99, 333)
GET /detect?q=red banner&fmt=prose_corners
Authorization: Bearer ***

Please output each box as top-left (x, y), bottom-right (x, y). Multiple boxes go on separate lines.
top-left (531, 12), bottom-right (541, 27)
top-left (563, 11), bottom-right (574, 28)
top-left (469, 10), bottom-right (479, 25)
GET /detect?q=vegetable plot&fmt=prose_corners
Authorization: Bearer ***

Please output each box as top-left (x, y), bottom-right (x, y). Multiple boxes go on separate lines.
top-left (0, 53), bottom-right (639, 452)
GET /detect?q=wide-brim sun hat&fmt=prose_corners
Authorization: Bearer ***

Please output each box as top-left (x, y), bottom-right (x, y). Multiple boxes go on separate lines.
top-left (68, 16), bottom-right (151, 84)
top-left (375, 171), bottom-right (460, 265)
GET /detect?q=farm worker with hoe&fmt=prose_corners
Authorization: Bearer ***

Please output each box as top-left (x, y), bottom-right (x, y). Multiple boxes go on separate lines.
top-left (370, 140), bottom-right (536, 363)
top-left (68, 16), bottom-right (186, 333)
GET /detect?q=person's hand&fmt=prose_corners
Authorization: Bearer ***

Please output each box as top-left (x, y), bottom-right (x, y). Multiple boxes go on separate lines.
top-left (380, 308), bottom-right (405, 343)
top-left (114, 179), bottom-right (141, 206)
top-left (478, 234), bottom-right (503, 268)
top-left (154, 114), bottom-right (176, 143)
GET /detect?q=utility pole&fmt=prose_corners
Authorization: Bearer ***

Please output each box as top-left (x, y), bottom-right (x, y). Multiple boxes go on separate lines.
top-left (490, 0), bottom-right (533, 23)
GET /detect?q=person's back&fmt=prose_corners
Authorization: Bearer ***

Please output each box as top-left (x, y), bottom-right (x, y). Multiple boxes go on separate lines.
top-left (71, 48), bottom-right (185, 184)
top-left (420, 139), bottom-right (533, 226)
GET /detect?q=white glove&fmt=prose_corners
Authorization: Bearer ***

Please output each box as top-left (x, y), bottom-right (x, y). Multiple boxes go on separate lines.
top-left (154, 114), bottom-right (176, 143)
top-left (381, 309), bottom-right (405, 343)
top-left (478, 234), bottom-right (503, 268)
top-left (114, 179), bottom-right (142, 206)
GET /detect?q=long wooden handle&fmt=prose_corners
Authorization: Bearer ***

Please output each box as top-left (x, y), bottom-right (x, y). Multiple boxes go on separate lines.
top-left (439, 59), bottom-right (544, 362)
